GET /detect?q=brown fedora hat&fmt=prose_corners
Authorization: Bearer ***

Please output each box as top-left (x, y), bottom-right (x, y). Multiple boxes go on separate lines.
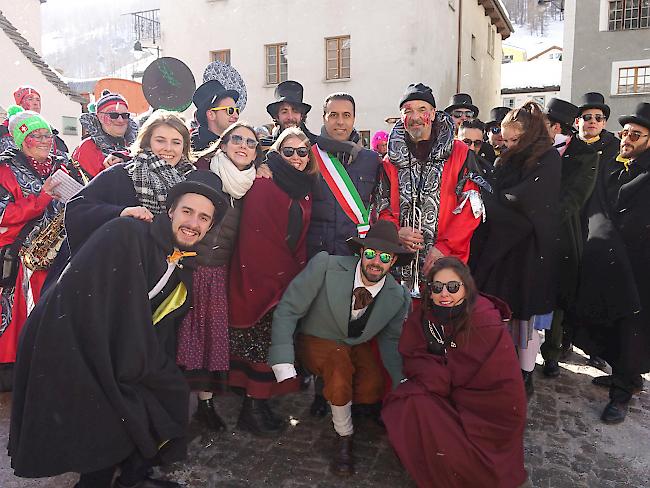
top-left (347, 220), bottom-right (413, 267)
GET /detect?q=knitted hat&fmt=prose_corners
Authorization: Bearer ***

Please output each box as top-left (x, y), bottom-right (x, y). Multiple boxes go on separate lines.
top-left (96, 89), bottom-right (128, 113)
top-left (7, 105), bottom-right (51, 149)
top-left (399, 83), bottom-right (436, 109)
top-left (13, 86), bottom-right (40, 106)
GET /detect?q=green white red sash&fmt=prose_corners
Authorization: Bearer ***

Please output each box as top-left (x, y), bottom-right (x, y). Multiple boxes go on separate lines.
top-left (312, 145), bottom-right (370, 237)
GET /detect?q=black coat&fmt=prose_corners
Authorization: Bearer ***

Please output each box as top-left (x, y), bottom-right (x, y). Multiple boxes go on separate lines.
top-left (588, 129), bottom-right (620, 164)
top-left (556, 137), bottom-right (599, 308)
top-left (9, 215), bottom-right (192, 478)
top-left (470, 148), bottom-right (561, 320)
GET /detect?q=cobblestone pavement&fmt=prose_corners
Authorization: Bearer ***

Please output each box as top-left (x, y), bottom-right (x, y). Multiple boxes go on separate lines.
top-left (1, 349), bottom-right (649, 487)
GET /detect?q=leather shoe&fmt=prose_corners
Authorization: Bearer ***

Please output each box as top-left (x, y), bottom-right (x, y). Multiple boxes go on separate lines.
top-left (586, 356), bottom-right (608, 371)
top-left (542, 360), bottom-right (560, 378)
top-left (310, 394), bottom-right (328, 417)
top-left (330, 435), bottom-right (354, 476)
top-left (194, 398), bottom-right (226, 432)
top-left (522, 370), bottom-right (534, 400)
top-left (600, 400), bottom-right (628, 424)
top-left (113, 476), bottom-right (181, 487)
top-left (591, 375), bottom-right (643, 393)
top-left (236, 397), bottom-right (286, 437)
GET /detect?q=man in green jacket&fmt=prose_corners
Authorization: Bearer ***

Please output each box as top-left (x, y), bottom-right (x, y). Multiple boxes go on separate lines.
top-left (269, 221), bottom-right (412, 476)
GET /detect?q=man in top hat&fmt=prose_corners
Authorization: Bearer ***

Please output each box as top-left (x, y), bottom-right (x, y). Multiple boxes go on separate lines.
top-left (72, 90), bottom-right (137, 179)
top-left (9, 171), bottom-right (228, 488)
top-left (575, 92), bottom-right (620, 163)
top-left (539, 97), bottom-right (600, 378)
top-left (264, 80), bottom-right (311, 145)
top-left (191, 79), bottom-right (241, 156)
top-left (575, 102), bottom-right (650, 424)
top-left (457, 118), bottom-right (493, 161)
top-left (375, 83), bottom-right (487, 297)
top-left (484, 106), bottom-right (510, 163)
top-left (269, 220), bottom-right (412, 476)
top-left (445, 93), bottom-right (479, 131)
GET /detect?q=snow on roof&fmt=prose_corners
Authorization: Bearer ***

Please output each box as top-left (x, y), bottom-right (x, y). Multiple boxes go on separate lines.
top-left (503, 19), bottom-right (563, 55)
top-left (501, 59), bottom-right (561, 90)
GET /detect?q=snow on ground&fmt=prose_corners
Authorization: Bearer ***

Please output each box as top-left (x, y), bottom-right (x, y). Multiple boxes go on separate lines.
top-left (505, 18), bottom-right (564, 58)
top-left (502, 58), bottom-right (562, 90)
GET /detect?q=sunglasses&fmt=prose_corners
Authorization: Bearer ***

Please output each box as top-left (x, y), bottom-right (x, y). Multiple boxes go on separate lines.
top-left (618, 129), bottom-right (650, 142)
top-left (228, 133), bottom-right (258, 149)
top-left (462, 138), bottom-right (483, 148)
top-left (27, 133), bottom-right (53, 142)
top-left (430, 280), bottom-right (464, 294)
top-left (580, 114), bottom-right (607, 122)
top-left (363, 248), bottom-right (393, 264)
top-left (451, 110), bottom-right (475, 119)
top-left (211, 106), bottom-right (240, 116)
top-left (488, 126), bottom-right (501, 134)
top-left (281, 146), bottom-right (310, 158)
top-left (99, 111), bottom-right (130, 120)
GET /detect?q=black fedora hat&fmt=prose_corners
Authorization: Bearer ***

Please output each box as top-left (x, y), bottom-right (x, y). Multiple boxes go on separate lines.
top-left (485, 106), bottom-right (511, 128)
top-left (445, 93), bottom-right (479, 117)
top-left (619, 102), bottom-right (650, 131)
top-left (266, 80), bottom-right (312, 119)
top-left (167, 170), bottom-right (228, 224)
top-left (193, 80), bottom-right (240, 124)
top-left (545, 97), bottom-right (579, 127)
top-left (347, 220), bottom-right (413, 267)
top-left (577, 92), bottom-right (610, 119)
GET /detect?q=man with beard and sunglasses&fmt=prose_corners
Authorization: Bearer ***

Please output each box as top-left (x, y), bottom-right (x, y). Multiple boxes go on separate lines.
top-left (268, 220), bottom-right (412, 476)
top-left (575, 92), bottom-right (620, 163)
top-left (72, 90), bottom-right (138, 180)
top-left (576, 102), bottom-right (650, 425)
top-left (375, 83), bottom-right (489, 298)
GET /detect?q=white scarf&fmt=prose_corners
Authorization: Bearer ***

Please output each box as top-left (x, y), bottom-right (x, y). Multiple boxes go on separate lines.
top-left (209, 149), bottom-right (255, 199)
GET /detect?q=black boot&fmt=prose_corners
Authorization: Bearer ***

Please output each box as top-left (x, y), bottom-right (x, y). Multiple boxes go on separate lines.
top-left (330, 435), bottom-right (354, 476)
top-left (542, 360), bottom-right (560, 378)
top-left (237, 397), bottom-right (285, 437)
top-left (310, 393), bottom-right (329, 417)
top-left (522, 370), bottom-right (534, 400)
top-left (259, 399), bottom-right (287, 429)
top-left (601, 400), bottom-right (629, 424)
top-left (194, 398), bottom-right (226, 432)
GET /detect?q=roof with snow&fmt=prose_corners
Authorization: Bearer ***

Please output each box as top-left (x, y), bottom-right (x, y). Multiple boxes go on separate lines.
top-left (501, 59), bottom-right (561, 92)
top-left (479, 0), bottom-right (514, 40)
top-left (0, 9), bottom-right (85, 104)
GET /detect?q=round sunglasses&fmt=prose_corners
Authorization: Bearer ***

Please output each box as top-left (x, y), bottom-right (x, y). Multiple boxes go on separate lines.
top-left (618, 129), bottom-right (649, 142)
top-left (211, 106), bottom-right (240, 116)
top-left (451, 110), bottom-right (475, 119)
top-left (228, 133), bottom-right (258, 149)
top-left (99, 111), bottom-right (131, 120)
top-left (429, 280), bottom-right (464, 294)
top-left (363, 248), bottom-right (393, 264)
top-left (281, 146), bottom-right (310, 158)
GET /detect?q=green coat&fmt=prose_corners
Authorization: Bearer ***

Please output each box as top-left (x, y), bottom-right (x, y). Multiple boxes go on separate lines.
top-left (269, 252), bottom-right (411, 387)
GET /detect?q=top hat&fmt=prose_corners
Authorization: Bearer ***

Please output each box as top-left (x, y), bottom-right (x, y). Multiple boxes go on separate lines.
top-left (485, 106), bottom-right (511, 129)
top-left (266, 81), bottom-right (312, 119)
top-left (577, 92), bottom-right (610, 119)
top-left (167, 170), bottom-right (228, 224)
top-left (445, 93), bottom-right (479, 117)
top-left (347, 220), bottom-right (413, 267)
top-left (545, 98), bottom-right (579, 128)
top-left (193, 80), bottom-right (240, 124)
top-left (619, 102), bottom-right (650, 131)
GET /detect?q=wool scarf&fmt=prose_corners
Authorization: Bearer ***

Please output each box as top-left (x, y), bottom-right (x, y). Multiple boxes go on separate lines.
top-left (265, 151), bottom-right (313, 199)
top-left (209, 150), bottom-right (255, 199)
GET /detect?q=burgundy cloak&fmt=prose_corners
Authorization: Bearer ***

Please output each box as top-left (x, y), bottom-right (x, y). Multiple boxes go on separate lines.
top-left (229, 177), bottom-right (312, 327)
top-left (382, 294), bottom-right (527, 488)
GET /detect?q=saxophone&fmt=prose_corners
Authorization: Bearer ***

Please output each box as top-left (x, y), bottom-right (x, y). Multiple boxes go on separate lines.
top-left (20, 211), bottom-right (66, 271)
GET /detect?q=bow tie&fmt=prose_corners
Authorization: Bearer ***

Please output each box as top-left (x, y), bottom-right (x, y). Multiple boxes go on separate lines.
top-left (167, 249), bottom-right (197, 265)
top-left (353, 287), bottom-right (373, 310)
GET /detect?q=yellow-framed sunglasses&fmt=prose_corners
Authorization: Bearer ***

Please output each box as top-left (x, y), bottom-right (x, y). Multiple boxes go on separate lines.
top-left (210, 106), bottom-right (240, 116)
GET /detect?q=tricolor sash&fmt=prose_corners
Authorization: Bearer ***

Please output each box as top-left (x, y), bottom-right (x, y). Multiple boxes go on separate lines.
top-left (312, 145), bottom-right (370, 237)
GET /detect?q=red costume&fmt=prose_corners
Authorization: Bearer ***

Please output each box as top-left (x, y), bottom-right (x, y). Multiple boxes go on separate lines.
top-left (382, 295), bottom-right (527, 488)
top-left (71, 138), bottom-right (109, 178)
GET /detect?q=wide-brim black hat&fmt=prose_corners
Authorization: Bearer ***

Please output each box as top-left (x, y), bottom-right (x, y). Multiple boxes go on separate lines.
top-left (167, 170), bottom-right (228, 224)
top-left (485, 106), bottom-right (511, 128)
top-left (347, 220), bottom-right (413, 267)
top-left (193, 80), bottom-right (240, 123)
top-left (577, 92), bottom-right (610, 119)
top-left (618, 102), bottom-right (650, 131)
top-left (545, 97), bottom-right (579, 127)
top-left (266, 80), bottom-right (311, 118)
top-left (445, 93), bottom-right (479, 117)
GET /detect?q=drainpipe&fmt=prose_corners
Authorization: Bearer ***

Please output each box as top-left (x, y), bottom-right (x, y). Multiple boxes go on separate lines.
top-left (456, 0), bottom-right (463, 92)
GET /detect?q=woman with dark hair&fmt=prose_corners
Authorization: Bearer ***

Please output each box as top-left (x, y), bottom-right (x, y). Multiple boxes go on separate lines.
top-left (469, 101), bottom-right (561, 397)
top-left (382, 257), bottom-right (528, 488)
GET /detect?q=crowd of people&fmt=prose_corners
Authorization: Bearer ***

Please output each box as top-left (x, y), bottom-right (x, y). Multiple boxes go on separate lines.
top-left (0, 73), bottom-right (648, 488)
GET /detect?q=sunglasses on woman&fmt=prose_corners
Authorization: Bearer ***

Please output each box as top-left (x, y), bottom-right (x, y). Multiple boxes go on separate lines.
top-left (618, 129), bottom-right (650, 142)
top-left (580, 114), bottom-right (607, 122)
top-left (281, 147), bottom-right (310, 158)
top-left (100, 112), bottom-right (131, 120)
top-left (228, 133), bottom-right (258, 149)
top-left (430, 280), bottom-right (464, 294)
top-left (363, 248), bottom-right (393, 264)
top-left (211, 106), bottom-right (240, 116)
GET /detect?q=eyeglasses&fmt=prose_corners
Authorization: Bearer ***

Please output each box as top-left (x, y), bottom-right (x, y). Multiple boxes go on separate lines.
top-left (228, 133), bottom-right (258, 149)
top-left (618, 129), bottom-right (649, 142)
top-left (488, 126), bottom-right (501, 134)
top-left (462, 138), bottom-right (483, 148)
top-left (99, 111), bottom-right (130, 120)
top-left (430, 280), bottom-right (464, 294)
top-left (451, 110), bottom-right (475, 119)
top-left (281, 146), bottom-right (310, 158)
top-left (27, 133), bottom-right (53, 142)
top-left (211, 106), bottom-right (240, 116)
top-left (580, 114), bottom-right (607, 122)
top-left (363, 248), bottom-right (393, 264)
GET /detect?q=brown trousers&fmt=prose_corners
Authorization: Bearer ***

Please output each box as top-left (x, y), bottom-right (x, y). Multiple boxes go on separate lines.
top-left (298, 334), bottom-right (384, 406)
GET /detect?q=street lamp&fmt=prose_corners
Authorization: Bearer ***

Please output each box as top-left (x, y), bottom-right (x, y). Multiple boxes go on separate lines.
top-left (537, 0), bottom-right (564, 12)
top-left (134, 40), bottom-right (160, 58)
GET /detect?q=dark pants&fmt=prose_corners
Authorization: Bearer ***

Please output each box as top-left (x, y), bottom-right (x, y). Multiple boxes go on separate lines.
top-left (541, 309), bottom-right (565, 362)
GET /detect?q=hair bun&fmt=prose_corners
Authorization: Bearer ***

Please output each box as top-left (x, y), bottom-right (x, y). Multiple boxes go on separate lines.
top-left (7, 105), bottom-right (24, 118)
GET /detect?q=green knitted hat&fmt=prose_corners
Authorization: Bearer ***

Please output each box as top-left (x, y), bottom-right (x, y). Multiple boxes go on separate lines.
top-left (7, 105), bottom-right (51, 149)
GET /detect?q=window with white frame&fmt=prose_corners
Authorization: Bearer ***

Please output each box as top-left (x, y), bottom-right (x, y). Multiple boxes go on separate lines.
top-left (608, 0), bottom-right (650, 30)
top-left (326, 36), bottom-right (350, 80)
top-left (487, 24), bottom-right (495, 58)
top-left (265, 43), bottom-right (288, 85)
top-left (617, 65), bottom-right (650, 94)
top-left (503, 97), bottom-right (515, 108)
top-left (533, 95), bottom-right (546, 107)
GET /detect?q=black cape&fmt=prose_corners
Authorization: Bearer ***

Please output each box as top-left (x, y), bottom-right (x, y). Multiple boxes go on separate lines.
top-left (9, 215), bottom-right (192, 478)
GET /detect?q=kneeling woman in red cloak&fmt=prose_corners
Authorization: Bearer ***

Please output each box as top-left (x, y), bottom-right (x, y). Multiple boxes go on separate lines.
top-left (382, 257), bottom-right (528, 488)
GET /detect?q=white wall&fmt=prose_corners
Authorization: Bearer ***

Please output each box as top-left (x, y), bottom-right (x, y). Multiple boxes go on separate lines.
top-left (2, 0), bottom-right (44, 53)
top-left (502, 90), bottom-right (560, 109)
top-left (159, 0), bottom-right (504, 136)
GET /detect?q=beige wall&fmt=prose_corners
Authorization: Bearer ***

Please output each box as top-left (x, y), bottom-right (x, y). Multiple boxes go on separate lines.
top-left (159, 0), bottom-right (504, 136)
top-left (2, 0), bottom-right (44, 53)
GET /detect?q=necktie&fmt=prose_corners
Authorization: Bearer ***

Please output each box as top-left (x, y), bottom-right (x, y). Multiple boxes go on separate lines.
top-left (353, 287), bottom-right (373, 310)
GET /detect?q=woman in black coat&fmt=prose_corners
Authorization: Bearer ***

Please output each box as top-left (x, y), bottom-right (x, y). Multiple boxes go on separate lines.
top-left (470, 101), bottom-right (561, 396)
